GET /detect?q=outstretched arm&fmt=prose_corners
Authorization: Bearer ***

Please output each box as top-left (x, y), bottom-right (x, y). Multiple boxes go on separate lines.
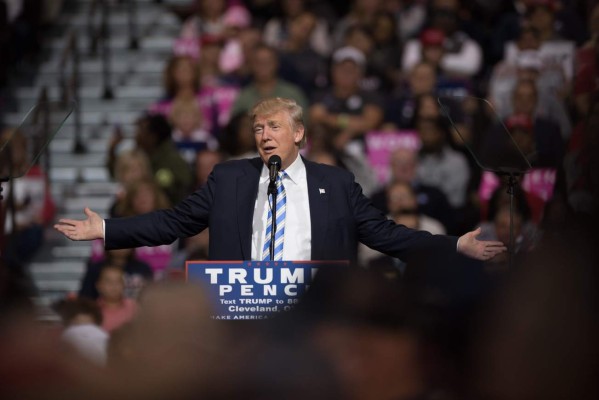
top-left (457, 227), bottom-right (507, 261)
top-left (54, 207), bottom-right (104, 241)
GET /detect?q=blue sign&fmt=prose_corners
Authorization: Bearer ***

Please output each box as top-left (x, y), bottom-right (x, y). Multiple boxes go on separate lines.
top-left (186, 260), bottom-right (347, 320)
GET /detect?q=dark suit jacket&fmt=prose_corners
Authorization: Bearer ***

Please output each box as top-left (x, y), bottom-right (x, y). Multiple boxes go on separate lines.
top-left (105, 157), bottom-right (458, 263)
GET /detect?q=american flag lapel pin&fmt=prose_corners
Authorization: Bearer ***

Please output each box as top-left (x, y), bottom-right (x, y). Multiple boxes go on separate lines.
top-left (319, 188), bottom-right (326, 194)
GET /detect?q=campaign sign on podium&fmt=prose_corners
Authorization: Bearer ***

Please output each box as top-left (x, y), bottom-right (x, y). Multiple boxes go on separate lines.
top-left (186, 260), bottom-right (347, 320)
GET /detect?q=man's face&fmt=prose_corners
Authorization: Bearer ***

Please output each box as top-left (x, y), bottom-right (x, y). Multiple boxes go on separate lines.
top-left (512, 83), bottom-right (538, 116)
top-left (251, 48), bottom-right (278, 83)
top-left (253, 111), bottom-right (303, 170)
top-left (332, 60), bottom-right (362, 91)
top-left (409, 64), bottom-right (436, 95)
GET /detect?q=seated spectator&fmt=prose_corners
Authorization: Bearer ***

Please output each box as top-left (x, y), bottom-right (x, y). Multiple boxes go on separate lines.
top-left (0, 128), bottom-right (55, 265)
top-left (491, 26), bottom-right (568, 102)
top-left (341, 24), bottom-right (389, 93)
top-left (150, 55), bottom-right (237, 142)
top-left (114, 179), bottom-right (173, 279)
top-left (52, 297), bottom-right (108, 366)
top-left (179, 0), bottom-right (229, 39)
top-left (392, 0), bottom-right (427, 42)
top-left (262, 0), bottom-right (332, 57)
top-left (107, 148), bottom-right (153, 218)
top-left (331, 0), bottom-right (384, 48)
top-left (96, 264), bottom-right (138, 333)
top-left (483, 79), bottom-right (565, 169)
top-left (220, 112), bottom-right (258, 160)
top-left (310, 46), bottom-right (384, 151)
top-left (169, 100), bottom-right (215, 166)
top-left (370, 147), bottom-right (455, 233)
top-left (383, 61), bottom-right (438, 130)
top-left (415, 117), bottom-right (470, 210)
top-left (277, 11), bottom-right (328, 99)
top-left (402, 0), bottom-right (483, 78)
top-left (490, 52), bottom-right (571, 139)
top-left (503, 1), bottom-right (577, 82)
top-left (479, 187), bottom-right (539, 271)
top-left (361, 181), bottom-right (446, 269)
top-left (80, 248), bottom-right (153, 301)
top-left (134, 114), bottom-right (194, 205)
top-left (309, 46), bottom-right (383, 195)
top-left (369, 11), bottom-right (403, 88)
top-left (195, 149), bottom-right (223, 188)
top-left (230, 43), bottom-right (309, 117)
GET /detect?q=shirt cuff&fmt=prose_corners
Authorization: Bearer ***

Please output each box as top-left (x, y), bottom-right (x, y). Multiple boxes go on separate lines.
top-left (456, 236), bottom-right (461, 252)
top-left (102, 219), bottom-right (106, 240)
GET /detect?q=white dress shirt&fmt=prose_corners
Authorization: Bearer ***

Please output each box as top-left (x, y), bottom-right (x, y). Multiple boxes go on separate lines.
top-left (251, 155), bottom-right (312, 261)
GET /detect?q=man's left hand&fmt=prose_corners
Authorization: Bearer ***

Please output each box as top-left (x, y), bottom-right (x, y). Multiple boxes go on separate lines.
top-left (458, 227), bottom-right (507, 261)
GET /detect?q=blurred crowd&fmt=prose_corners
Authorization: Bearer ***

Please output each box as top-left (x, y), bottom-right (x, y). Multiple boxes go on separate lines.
top-left (1, 0), bottom-right (598, 398)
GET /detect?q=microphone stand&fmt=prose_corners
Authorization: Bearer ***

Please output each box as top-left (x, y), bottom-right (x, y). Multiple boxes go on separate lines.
top-left (268, 179), bottom-right (278, 261)
top-left (497, 168), bottom-right (522, 270)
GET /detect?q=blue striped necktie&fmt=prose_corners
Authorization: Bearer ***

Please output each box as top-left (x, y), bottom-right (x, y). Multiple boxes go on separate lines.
top-left (262, 172), bottom-right (287, 261)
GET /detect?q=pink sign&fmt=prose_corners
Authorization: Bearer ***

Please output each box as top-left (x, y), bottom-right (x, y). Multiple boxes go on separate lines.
top-left (365, 130), bottom-right (421, 184)
top-left (478, 169), bottom-right (556, 202)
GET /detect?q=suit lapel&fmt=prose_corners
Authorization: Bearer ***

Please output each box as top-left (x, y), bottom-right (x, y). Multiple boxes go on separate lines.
top-left (304, 158), bottom-right (329, 260)
top-left (237, 158), bottom-right (262, 259)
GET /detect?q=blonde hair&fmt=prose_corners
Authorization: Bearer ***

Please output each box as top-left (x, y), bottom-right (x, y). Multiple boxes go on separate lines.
top-left (116, 178), bottom-right (171, 217)
top-left (248, 97), bottom-right (306, 147)
top-left (114, 148), bottom-right (152, 184)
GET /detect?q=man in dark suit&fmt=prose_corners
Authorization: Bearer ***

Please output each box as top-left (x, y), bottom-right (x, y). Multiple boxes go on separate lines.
top-left (55, 98), bottom-right (505, 264)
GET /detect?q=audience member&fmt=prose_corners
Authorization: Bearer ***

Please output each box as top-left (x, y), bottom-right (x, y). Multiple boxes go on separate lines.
top-left (219, 111), bottom-right (258, 159)
top-left (370, 148), bottom-right (455, 233)
top-left (276, 11), bottom-right (328, 98)
top-left (96, 264), bottom-right (137, 333)
top-left (383, 61), bottom-right (438, 130)
top-left (490, 58), bottom-right (571, 140)
top-left (133, 114), bottom-right (194, 205)
top-left (415, 117), bottom-right (470, 210)
top-left (341, 24), bottom-right (388, 93)
top-left (80, 248), bottom-right (153, 301)
top-left (483, 79), bottom-right (565, 170)
top-left (361, 181), bottom-right (446, 269)
top-left (402, 0), bottom-right (483, 78)
top-left (332, 0), bottom-right (384, 48)
top-left (389, 0), bottom-right (428, 42)
top-left (195, 149), bottom-right (223, 188)
top-left (262, 0), bottom-right (332, 57)
top-left (0, 128), bottom-right (55, 264)
top-left (310, 46), bottom-right (384, 152)
top-left (230, 43), bottom-right (309, 117)
top-left (52, 297), bottom-right (108, 366)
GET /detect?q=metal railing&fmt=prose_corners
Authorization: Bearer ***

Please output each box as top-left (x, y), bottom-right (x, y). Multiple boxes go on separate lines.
top-left (88, 0), bottom-right (140, 100)
top-left (58, 30), bottom-right (84, 154)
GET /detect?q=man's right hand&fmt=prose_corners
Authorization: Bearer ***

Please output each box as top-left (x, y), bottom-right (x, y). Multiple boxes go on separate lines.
top-left (54, 207), bottom-right (104, 241)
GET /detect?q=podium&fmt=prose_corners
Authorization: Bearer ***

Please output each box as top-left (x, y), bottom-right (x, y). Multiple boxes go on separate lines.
top-left (186, 260), bottom-right (348, 320)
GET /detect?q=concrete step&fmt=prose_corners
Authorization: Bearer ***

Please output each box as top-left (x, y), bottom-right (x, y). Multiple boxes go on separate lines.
top-left (36, 280), bottom-right (81, 293)
top-left (4, 108), bottom-right (146, 126)
top-left (62, 195), bottom-right (113, 213)
top-left (50, 166), bottom-right (110, 183)
top-left (15, 85), bottom-right (164, 102)
top-left (50, 153), bottom-right (106, 167)
top-left (46, 35), bottom-right (175, 55)
top-left (30, 261), bottom-right (87, 280)
top-left (33, 72), bottom-right (163, 90)
top-left (50, 246), bottom-right (95, 259)
top-left (50, 137), bottom-right (135, 154)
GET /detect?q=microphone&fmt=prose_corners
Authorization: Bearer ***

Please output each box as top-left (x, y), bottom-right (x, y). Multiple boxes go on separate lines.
top-left (268, 155), bottom-right (281, 185)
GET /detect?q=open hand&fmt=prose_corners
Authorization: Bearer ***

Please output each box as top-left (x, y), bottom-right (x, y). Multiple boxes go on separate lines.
top-left (54, 207), bottom-right (104, 241)
top-left (457, 227), bottom-right (507, 261)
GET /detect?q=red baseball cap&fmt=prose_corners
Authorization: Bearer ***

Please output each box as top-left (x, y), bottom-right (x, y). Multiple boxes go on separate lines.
top-left (420, 28), bottom-right (445, 47)
top-left (506, 114), bottom-right (534, 132)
